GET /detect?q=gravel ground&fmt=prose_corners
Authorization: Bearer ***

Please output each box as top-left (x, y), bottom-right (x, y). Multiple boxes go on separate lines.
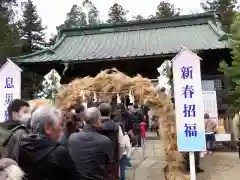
top-left (196, 152), bottom-right (240, 180)
top-left (126, 132), bottom-right (166, 180)
top-left (127, 133), bottom-right (240, 180)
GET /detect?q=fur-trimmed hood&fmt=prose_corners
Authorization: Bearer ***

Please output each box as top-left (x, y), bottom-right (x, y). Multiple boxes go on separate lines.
top-left (0, 158), bottom-right (24, 180)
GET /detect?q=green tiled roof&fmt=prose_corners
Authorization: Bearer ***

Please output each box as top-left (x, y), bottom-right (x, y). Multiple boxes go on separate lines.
top-left (13, 13), bottom-right (228, 63)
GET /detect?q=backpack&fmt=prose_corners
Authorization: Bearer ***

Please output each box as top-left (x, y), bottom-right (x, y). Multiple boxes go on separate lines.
top-left (0, 125), bottom-right (27, 158)
top-left (130, 110), bottom-right (142, 131)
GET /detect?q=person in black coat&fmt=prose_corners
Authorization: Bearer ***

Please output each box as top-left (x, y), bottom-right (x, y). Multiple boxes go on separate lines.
top-left (12, 105), bottom-right (80, 180)
top-left (129, 104), bottom-right (144, 147)
top-left (68, 107), bottom-right (113, 180)
top-left (99, 103), bottom-right (125, 180)
top-left (112, 103), bottom-right (133, 133)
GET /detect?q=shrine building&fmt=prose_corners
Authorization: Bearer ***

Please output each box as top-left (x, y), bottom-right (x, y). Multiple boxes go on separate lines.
top-left (12, 12), bottom-right (230, 113)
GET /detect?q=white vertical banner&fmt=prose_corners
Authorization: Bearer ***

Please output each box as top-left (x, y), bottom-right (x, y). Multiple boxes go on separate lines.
top-left (202, 91), bottom-right (219, 127)
top-left (0, 59), bottom-right (22, 122)
top-left (172, 47), bottom-right (206, 152)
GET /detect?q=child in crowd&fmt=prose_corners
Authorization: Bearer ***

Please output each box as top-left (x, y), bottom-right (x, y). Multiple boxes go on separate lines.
top-left (141, 119), bottom-right (147, 146)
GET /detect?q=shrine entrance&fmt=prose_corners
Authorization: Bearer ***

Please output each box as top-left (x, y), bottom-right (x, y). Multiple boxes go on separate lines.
top-left (56, 68), bottom-right (188, 180)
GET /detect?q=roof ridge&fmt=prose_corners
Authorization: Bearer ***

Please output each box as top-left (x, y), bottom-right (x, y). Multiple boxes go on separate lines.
top-left (207, 20), bottom-right (226, 36)
top-left (60, 12), bottom-right (215, 35)
top-left (11, 35), bottom-right (67, 60)
top-left (64, 23), bottom-right (211, 38)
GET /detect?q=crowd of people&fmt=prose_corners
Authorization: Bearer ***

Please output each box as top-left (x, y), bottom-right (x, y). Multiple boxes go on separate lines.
top-left (0, 99), bottom-right (148, 180)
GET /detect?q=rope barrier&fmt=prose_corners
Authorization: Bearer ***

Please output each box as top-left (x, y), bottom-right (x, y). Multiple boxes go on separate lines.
top-left (65, 88), bottom-right (135, 95)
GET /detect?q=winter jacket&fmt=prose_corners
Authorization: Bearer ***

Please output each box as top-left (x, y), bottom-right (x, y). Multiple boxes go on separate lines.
top-left (0, 120), bottom-right (28, 158)
top-left (68, 125), bottom-right (113, 180)
top-left (141, 122), bottom-right (147, 137)
top-left (129, 108), bottom-right (143, 134)
top-left (99, 117), bottom-right (125, 180)
top-left (15, 134), bottom-right (80, 180)
top-left (113, 110), bottom-right (133, 133)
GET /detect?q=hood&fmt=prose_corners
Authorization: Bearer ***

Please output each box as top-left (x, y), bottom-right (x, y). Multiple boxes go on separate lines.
top-left (122, 110), bottom-right (130, 117)
top-left (18, 134), bottom-right (58, 165)
top-left (0, 120), bottom-right (22, 130)
top-left (129, 108), bottom-right (139, 114)
top-left (112, 110), bottom-right (123, 123)
top-left (101, 118), bottom-right (118, 131)
top-left (0, 158), bottom-right (24, 180)
top-left (101, 117), bottom-right (111, 123)
top-left (0, 120), bottom-right (23, 145)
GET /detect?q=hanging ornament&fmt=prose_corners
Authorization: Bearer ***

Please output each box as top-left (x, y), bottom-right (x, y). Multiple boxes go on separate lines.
top-left (82, 90), bottom-right (87, 102)
top-left (38, 69), bottom-right (62, 100)
top-left (80, 90), bottom-right (84, 99)
top-left (71, 109), bottom-right (76, 114)
top-left (117, 94), bottom-right (121, 104)
top-left (93, 91), bottom-right (97, 102)
top-left (99, 95), bottom-right (103, 103)
top-left (129, 90), bottom-right (134, 104)
top-left (82, 102), bottom-right (87, 110)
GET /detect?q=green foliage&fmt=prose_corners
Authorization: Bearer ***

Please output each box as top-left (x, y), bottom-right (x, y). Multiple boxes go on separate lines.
top-left (57, 4), bottom-right (88, 31)
top-left (18, 0), bottom-right (46, 53)
top-left (82, 0), bottom-right (100, 25)
top-left (0, 0), bottom-right (18, 21)
top-left (200, 0), bottom-right (237, 33)
top-left (107, 3), bottom-right (128, 23)
top-left (65, 5), bottom-right (87, 27)
top-left (219, 14), bottom-right (240, 112)
top-left (0, 22), bottom-right (21, 56)
top-left (0, 0), bottom-right (22, 56)
top-left (21, 69), bottom-right (42, 100)
top-left (154, 1), bottom-right (181, 18)
top-left (132, 14), bottom-right (144, 21)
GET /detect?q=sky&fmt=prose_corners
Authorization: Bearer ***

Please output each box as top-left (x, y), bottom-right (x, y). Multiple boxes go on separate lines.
top-left (30, 0), bottom-right (204, 38)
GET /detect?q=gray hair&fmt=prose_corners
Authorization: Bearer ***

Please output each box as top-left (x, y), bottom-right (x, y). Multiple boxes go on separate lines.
top-left (84, 107), bottom-right (101, 125)
top-left (31, 105), bottom-right (62, 134)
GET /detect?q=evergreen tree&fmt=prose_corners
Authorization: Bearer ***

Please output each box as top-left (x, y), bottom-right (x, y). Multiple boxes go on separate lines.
top-left (57, 4), bottom-right (87, 31)
top-left (219, 13), bottom-right (240, 112)
top-left (200, 0), bottom-right (237, 32)
top-left (0, 23), bottom-right (21, 56)
top-left (107, 3), bottom-right (128, 23)
top-left (0, 0), bottom-right (21, 56)
top-left (132, 14), bottom-right (144, 21)
top-left (65, 4), bottom-right (87, 27)
top-left (155, 1), bottom-right (181, 18)
top-left (18, 0), bottom-right (46, 53)
top-left (21, 69), bottom-right (42, 99)
top-left (0, 0), bottom-right (18, 22)
top-left (82, 0), bottom-right (100, 25)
